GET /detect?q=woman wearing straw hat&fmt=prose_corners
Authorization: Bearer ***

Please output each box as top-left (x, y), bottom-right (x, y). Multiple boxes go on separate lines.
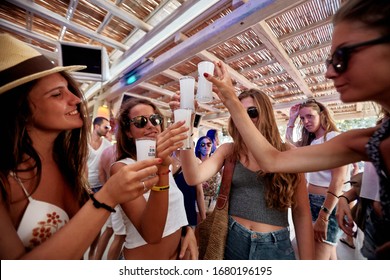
top-left (0, 33), bottom-right (186, 259)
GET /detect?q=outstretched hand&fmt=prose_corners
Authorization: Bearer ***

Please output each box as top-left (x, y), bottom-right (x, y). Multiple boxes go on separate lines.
top-left (168, 91), bottom-right (199, 113)
top-left (203, 61), bottom-right (237, 105)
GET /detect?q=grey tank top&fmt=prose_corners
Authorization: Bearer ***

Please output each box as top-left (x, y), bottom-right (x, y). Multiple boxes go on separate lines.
top-left (228, 161), bottom-right (288, 227)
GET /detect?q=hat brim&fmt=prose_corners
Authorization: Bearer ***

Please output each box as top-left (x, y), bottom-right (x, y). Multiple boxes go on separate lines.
top-left (0, 65), bottom-right (86, 95)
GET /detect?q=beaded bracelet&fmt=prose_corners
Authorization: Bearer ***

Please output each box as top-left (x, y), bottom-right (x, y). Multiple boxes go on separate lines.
top-left (320, 205), bottom-right (331, 214)
top-left (89, 193), bottom-right (116, 213)
top-left (151, 185), bottom-right (170, 192)
top-left (339, 195), bottom-right (351, 204)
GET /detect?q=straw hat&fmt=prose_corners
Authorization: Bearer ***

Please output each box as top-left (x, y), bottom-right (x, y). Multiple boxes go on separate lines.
top-left (0, 33), bottom-right (86, 95)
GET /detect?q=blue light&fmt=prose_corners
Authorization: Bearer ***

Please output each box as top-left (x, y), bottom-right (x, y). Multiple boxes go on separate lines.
top-left (126, 74), bottom-right (138, 85)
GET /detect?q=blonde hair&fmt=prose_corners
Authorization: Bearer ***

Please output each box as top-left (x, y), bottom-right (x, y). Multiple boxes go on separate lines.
top-left (297, 100), bottom-right (339, 147)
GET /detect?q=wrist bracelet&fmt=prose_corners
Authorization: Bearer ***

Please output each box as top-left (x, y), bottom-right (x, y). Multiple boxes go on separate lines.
top-left (320, 205), bottom-right (331, 214)
top-left (157, 170), bottom-right (171, 175)
top-left (339, 195), bottom-right (351, 204)
top-left (89, 194), bottom-right (116, 213)
top-left (151, 185), bottom-right (170, 192)
top-left (327, 190), bottom-right (339, 198)
top-left (287, 125), bottom-right (295, 128)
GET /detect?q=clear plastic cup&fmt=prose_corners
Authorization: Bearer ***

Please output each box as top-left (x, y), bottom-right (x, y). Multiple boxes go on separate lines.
top-left (179, 76), bottom-right (195, 111)
top-left (173, 108), bottom-right (192, 150)
top-left (196, 61), bottom-right (215, 103)
top-left (136, 137), bottom-right (156, 161)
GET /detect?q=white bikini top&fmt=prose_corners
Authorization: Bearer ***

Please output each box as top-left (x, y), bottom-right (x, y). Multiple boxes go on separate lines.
top-left (12, 174), bottom-right (69, 250)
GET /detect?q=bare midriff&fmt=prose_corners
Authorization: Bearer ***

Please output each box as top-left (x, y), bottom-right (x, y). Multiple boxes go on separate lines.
top-left (123, 228), bottom-right (181, 260)
top-left (308, 183), bottom-right (328, 196)
top-left (232, 215), bottom-right (285, 233)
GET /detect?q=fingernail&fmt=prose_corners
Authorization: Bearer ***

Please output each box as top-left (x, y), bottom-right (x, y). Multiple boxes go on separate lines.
top-left (157, 158), bottom-right (163, 163)
top-left (203, 73), bottom-right (209, 78)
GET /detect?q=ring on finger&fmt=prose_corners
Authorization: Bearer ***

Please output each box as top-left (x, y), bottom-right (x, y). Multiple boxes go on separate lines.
top-left (142, 181), bottom-right (147, 192)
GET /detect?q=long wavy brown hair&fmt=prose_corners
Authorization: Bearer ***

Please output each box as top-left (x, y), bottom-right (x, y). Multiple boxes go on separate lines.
top-left (116, 98), bottom-right (164, 161)
top-left (228, 89), bottom-right (299, 210)
top-left (0, 72), bottom-right (90, 207)
top-left (296, 100), bottom-right (339, 147)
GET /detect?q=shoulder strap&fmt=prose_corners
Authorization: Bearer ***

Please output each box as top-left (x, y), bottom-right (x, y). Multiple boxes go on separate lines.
top-left (215, 159), bottom-right (235, 210)
top-left (10, 172), bottom-right (33, 202)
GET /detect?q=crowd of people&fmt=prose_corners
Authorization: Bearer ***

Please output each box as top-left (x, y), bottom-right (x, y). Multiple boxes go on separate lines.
top-left (0, 0), bottom-right (389, 260)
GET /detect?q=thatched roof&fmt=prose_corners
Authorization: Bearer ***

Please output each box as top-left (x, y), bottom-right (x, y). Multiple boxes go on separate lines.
top-left (0, 0), bottom-right (380, 130)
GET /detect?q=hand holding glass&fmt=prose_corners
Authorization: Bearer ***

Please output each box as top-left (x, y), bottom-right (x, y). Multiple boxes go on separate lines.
top-left (197, 61), bottom-right (215, 103)
top-left (136, 138), bottom-right (156, 161)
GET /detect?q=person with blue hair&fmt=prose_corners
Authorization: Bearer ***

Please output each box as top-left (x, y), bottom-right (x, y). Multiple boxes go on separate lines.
top-left (206, 129), bottom-right (220, 154)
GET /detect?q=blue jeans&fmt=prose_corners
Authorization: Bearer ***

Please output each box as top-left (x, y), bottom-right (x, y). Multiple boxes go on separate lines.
top-left (224, 216), bottom-right (296, 260)
top-left (309, 193), bottom-right (342, 245)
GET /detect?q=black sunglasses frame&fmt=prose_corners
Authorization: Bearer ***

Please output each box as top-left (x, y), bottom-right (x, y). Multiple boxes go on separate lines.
top-left (326, 35), bottom-right (390, 74)
top-left (129, 114), bottom-right (163, 128)
top-left (200, 142), bottom-right (212, 148)
top-left (247, 106), bottom-right (259, 119)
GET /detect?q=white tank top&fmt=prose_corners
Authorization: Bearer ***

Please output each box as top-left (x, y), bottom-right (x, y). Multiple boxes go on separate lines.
top-left (115, 158), bottom-right (188, 249)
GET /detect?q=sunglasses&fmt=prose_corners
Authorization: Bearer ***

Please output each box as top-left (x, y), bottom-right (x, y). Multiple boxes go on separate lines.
top-left (200, 142), bottom-right (212, 147)
top-left (129, 114), bottom-right (163, 128)
top-left (247, 107), bottom-right (259, 118)
top-left (104, 125), bottom-right (112, 130)
top-left (326, 35), bottom-right (390, 74)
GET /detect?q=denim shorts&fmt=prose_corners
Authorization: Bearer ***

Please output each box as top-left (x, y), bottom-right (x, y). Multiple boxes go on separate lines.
top-left (224, 216), bottom-right (296, 260)
top-left (309, 193), bottom-right (342, 245)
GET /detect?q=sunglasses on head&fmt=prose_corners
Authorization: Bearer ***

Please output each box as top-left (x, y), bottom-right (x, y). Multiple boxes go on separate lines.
top-left (201, 142), bottom-right (212, 147)
top-left (129, 114), bottom-right (163, 128)
top-left (247, 107), bottom-right (259, 118)
top-left (326, 35), bottom-right (390, 74)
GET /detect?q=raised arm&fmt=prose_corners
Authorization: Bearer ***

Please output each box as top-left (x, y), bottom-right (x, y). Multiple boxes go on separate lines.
top-left (286, 104), bottom-right (301, 146)
top-left (115, 122), bottom-right (187, 244)
top-left (180, 143), bottom-right (228, 186)
top-left (204, 61), bottom-right (369, 173)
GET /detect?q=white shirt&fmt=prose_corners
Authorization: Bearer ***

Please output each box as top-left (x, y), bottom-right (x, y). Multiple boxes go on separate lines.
top-left (306, 131), bottom-right (351, 191)
top-left (87, 137), bottom-right (112, 188)
top-left (116, 158), bottom-right (188, 249)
